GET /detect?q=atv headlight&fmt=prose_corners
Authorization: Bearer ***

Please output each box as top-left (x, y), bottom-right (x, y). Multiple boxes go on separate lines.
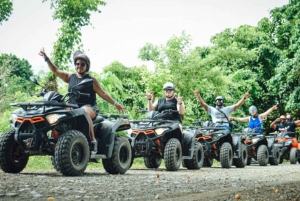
top-left (155, 128), bottom-right (169, 135)
top-left (46, 114), bottom-right (65, 125)
top-left (10, 114), bottom-right (18, 124)
top-left (284, 141), bottom-right (292, 146)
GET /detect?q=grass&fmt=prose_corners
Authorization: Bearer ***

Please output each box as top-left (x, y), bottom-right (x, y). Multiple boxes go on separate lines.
top-left (22, 156), bottom-right (223, 172)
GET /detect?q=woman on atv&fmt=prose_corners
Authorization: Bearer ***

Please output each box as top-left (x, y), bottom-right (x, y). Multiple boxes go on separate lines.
top-left (39, 48), bottom-right (125, 153)
top-left (230, 105), bottom-right (277, 134)
top-left (146, 82), bottom-right (185, 131)
top-left (193, 90), bottom-right (249, 133)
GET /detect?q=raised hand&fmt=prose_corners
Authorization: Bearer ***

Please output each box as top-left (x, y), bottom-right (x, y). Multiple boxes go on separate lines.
top-left (146, 92), bottom-right (153, 100)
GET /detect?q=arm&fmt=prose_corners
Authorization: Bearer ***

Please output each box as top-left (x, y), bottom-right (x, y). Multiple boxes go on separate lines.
top-left (176, 94), bottom-right (185, 115)
top-left (230, 116), bottom-right (249, 123)
top-left (146, 93), bottom-right (158, 111)
top-left (294, 120), bottom-right (300, 127)
top-left (193, 89), bottom-right (208, 111)
top-left (233, 91), bottom-right (250, 111)
top-left (270, 118), bottom-right (280, 130)
top-left (92, 77), bottom-right (124, 112)
top-left (259, 105), bottom-right (277, 119)
top-left (39, 48), bottom-right (70, 83)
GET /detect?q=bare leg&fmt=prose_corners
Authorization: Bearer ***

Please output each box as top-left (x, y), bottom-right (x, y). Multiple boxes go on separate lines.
top-left (82, 106), bottom-right (96, 141)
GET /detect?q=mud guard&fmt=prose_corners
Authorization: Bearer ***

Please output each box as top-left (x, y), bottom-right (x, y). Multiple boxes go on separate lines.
top-left (94, 119), bottom-right (125, 158)
top-left (231, 135), bottom-right (242, 158)
top-left (182, 130), bottom-right (197, 159)
top-left (266, 137), bottom-right (277, 157)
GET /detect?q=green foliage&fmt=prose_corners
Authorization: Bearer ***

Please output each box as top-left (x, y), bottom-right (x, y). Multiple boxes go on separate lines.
top-left (0, 0), bottom-right (13, 24)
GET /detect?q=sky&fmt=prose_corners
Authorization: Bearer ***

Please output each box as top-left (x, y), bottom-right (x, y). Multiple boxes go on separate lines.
top-left (0, 0), bottom-right (289, 74)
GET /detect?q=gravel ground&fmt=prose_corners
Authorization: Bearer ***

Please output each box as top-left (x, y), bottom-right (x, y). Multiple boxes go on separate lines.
top-left (0, 162), bottom-right (300, 201)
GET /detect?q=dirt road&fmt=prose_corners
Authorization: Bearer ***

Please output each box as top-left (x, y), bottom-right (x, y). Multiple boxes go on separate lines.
top-left (0, 162), bottom-right (299, 201)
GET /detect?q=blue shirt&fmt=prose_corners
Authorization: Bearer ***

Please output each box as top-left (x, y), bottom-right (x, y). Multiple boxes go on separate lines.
top-left (248, 116), bottom-right (263, 134)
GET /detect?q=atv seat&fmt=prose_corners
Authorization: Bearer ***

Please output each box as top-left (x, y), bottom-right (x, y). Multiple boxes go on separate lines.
top-left (93, 116), bottom-right (104, 124)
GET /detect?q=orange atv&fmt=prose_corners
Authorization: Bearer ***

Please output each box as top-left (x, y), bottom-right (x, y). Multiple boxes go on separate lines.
top-left (273, 131), bottom-right (300, 164)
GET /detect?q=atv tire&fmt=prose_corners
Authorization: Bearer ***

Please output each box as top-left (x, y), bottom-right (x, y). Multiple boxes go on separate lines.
top-left (289, 148), bottom-right (298, 164)
top-left (279, 157), bottom-right (283, 164)
top-left (257, 144), bottom-right (268, 166)
top-left (183, 142), bottom-right (204, 170)
top-left (55, 130), bottom-right (89, 176)
top-left (203, 158), bottom-right (213, 167)
top-left (233, 144), bottom-right (247, 168)
top-left (164, 138), bottom-right (182, 171)
top-left (144, 157), bottom-right (162, 169)
top-left (0, 130), bottom-right (29, 173)
top-left (269, 147), bottom-right (280, 165)
top-left (103, 135), bottom-right (132, 174)
top-left (246, 157), bottom-right (252, 166)
top-left (50, 156), bottom-right (60, 172)
top-left (220, 142), bottom-right (233, 168)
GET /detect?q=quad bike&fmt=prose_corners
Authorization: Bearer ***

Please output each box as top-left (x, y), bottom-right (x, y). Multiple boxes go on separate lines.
top-left (232, 127), bottom-right (280, 166)
top-left (193, 120), bottom-right (247, 168)
top-left (0, 77), bottom-right (132, 176)
top-left (272, 131), bottom-right (300, 164)
top-left (127, 109), bottom-right (204, 171)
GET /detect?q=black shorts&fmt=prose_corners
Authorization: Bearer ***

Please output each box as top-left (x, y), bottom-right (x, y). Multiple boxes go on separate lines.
top-left (82, 104), bottom-right (100, 115)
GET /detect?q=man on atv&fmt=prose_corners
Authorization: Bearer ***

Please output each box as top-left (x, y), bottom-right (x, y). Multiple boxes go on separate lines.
top-left (146, 82), bottom-right (185, 131)
top-left (230, 105), bottom-right (277, 134)
top-left (193, 90), bottom-right (249, 133)
top-left (270, 115), bottom-right (300, 137)
top-left (39, 48), bottom-right (125, 153)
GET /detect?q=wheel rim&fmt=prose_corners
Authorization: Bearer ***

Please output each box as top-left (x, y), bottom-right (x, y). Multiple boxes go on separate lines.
top-left (71, 142), bottom-right (84, 166)
top-left (119, 146), bottom-right (129, 164)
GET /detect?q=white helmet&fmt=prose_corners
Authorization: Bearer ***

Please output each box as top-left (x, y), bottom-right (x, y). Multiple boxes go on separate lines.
top-left (163, 82), bottom-right (175, 90)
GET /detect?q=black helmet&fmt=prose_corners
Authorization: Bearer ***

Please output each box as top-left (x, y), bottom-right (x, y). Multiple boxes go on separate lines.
top-left (73, 50), bottom-right (91, 72)
top-left (163, 82), bottom-right (175, 90)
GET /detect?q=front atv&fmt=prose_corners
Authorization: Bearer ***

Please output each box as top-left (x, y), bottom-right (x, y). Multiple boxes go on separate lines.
top-left (0, 77), bottom-right (132, 176)
top-left (127, 110), bottom-right (203, 171)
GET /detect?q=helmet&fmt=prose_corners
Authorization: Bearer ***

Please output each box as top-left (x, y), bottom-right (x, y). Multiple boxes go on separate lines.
top-left (286, 114), bottom-right (292, 120)
top-left (163, 82), bottom-right (175, 90)
top-left (249, 105), bottom-right (257, 114)
top-left (73, 50), bottom-right (91, 72)
top-left (215, 96), bottom-right (224, 103)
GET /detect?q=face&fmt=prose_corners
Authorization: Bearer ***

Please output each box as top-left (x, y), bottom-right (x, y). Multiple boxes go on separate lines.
top-left (286, 118), bottom-right (291, 122)
top-left (250, 110), bottom-right (257, 116)
top-left (216, 99), bottom-right (223, 106)
top-left (280, 117), bottom-right (286, 124)
top-left (75, 59), bottom-right (87, 75)
top-left (164, 89), bottom-right (175, 98)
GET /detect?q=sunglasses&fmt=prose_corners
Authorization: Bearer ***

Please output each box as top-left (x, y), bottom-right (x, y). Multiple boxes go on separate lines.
top-left (75, 62), bottom-right (86, 67)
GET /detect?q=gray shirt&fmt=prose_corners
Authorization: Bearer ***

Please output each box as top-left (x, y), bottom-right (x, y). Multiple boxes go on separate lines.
top-left (207, 105), bottom-right (235, 127)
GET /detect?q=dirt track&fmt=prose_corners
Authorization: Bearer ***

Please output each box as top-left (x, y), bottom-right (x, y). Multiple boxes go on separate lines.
top-left (0, 162), bottom-right (300, 201)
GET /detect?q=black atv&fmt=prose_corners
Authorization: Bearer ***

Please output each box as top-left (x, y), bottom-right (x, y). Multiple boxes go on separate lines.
top-left (272, 131), bottom-right (300, 164)
top-left (127, 109), bottom-right (204, 171)
top-left (0, 77), bottom-right (132, 176)
top-left (233, 127), bottom-right (280, 166)
top-left (194, 121), bottom-right (247, 168)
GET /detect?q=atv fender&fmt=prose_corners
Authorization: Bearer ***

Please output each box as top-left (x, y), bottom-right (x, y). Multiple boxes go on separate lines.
top-left (182, 130), bottom-right (197, 159)
top-left (266, 137), bottom-right (276, 157)
top-left (231, 135), bottom-right (243, 158)
top-left (94, 119), bottom-right (127, 158)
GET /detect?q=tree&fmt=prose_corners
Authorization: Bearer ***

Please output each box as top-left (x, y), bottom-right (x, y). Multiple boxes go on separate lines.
top-left (0, 0), bottom-right (13, 25)
top-left (42, 0), bottom-right (106, 91)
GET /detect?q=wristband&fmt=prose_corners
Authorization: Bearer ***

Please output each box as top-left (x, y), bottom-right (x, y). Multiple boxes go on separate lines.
top-left (177, 102), bottom-right (182, 105)
top-left (243, 96), bottom-right (246, 100)
top-left (45, 57), bottom-right (49, 62)
top-left (148, 99), bottom-right (151, 101)
top-left (113, 101), bottom-right (118, 106)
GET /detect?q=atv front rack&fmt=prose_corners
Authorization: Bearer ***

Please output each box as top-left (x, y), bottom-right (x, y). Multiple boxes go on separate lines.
top-left (10, 101), bottom-right (79, 112)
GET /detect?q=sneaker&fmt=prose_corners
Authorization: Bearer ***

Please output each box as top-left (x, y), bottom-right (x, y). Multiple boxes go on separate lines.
top-left (91, 140), bottom-right (98, 153)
